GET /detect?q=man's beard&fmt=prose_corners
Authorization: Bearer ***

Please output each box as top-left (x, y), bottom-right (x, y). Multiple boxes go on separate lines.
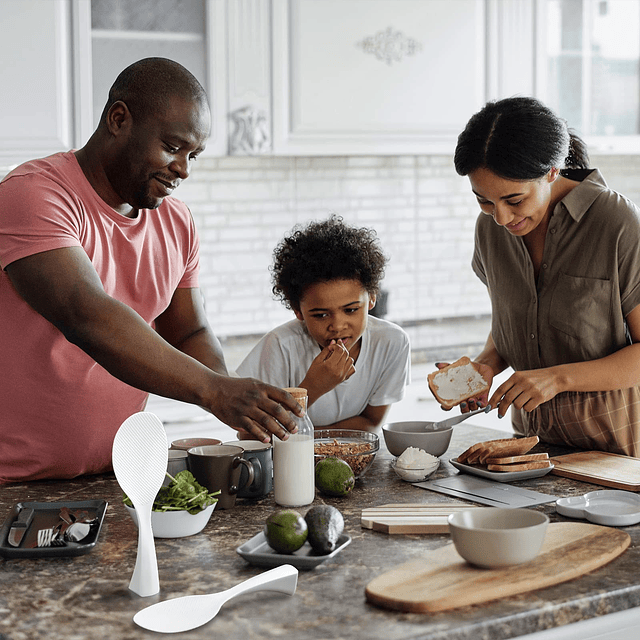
top-left (132, 179), bottom-right (162, 211)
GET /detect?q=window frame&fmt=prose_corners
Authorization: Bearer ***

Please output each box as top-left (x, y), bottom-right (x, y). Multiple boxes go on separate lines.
top-left (535, 0), bottom-right (640, 155)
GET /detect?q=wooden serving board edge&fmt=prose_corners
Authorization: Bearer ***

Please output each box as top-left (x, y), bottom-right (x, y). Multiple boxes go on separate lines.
top-left (549, 466), bottom-right (640, 491)
top-left (365, 524), bottom-right (631, 613)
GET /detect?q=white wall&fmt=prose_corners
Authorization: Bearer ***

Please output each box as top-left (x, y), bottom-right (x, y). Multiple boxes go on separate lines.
top-left (177, 154), bottom-right (488, 338)
top-left (177, 152), bottom-right (640, 340)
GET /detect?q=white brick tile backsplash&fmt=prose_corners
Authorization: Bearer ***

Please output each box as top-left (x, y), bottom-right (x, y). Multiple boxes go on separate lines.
top-left (183, 154), bottom-right (640, 341)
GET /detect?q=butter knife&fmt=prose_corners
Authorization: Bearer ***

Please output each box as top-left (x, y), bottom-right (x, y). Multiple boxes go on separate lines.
top-left (7, 507), bottom-right (35, 547)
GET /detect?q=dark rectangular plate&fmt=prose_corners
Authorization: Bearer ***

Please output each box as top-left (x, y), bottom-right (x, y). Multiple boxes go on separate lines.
top-left (0, 500), bottom-right (108, 559)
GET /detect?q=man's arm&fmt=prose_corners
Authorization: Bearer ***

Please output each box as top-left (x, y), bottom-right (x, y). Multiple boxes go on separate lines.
top-left (154, 287), bottom-right (229, 375)
top-left (6, 246), bottom-right (301, 442)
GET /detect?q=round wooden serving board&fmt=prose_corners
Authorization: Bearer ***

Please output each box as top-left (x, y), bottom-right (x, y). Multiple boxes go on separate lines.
top-left (365, 522), bottom-right (630, 613)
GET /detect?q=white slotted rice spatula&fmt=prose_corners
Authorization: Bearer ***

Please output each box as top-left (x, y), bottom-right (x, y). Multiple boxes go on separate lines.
top-left (133, 564), bottom-right (299, 633)
top-left (112, 411), bottom-right (168, 597)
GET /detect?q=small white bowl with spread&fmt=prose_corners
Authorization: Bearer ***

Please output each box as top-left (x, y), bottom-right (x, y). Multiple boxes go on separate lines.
top-left (392, 447), bottom-right (440, 482)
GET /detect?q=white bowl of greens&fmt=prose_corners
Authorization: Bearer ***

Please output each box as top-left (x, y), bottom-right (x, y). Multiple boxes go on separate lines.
top-left (124, 470), bottom-right (219, 538)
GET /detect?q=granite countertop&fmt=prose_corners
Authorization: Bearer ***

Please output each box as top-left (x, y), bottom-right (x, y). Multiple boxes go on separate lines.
top-left (1, 424), bottom-right (640, 640)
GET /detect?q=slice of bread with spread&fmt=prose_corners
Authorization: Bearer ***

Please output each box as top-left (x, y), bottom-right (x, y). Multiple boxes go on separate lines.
top-left (427, 357), bottom-right (491, 410)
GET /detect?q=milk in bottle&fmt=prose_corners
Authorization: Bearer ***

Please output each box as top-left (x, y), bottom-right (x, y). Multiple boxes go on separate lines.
top-left (273, 387), bottom-right (315, 507)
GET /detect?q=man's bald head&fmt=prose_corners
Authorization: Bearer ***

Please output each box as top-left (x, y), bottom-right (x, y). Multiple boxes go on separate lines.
top-left (99, 57), bottom-right (209, 126)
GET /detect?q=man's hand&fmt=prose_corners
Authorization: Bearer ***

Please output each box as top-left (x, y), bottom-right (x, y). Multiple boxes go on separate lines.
top-left (300, 340), bottom-right (356, 404)
top-left (207, 377), bottom-right (303, 443)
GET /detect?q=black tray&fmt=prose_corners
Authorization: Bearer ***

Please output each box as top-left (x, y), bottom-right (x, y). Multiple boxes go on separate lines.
top-left (0, 500), bottom-right (108, 559)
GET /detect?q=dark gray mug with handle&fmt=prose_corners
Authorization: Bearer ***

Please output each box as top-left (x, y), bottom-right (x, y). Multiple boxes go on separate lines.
top-left (187, 445), bottom-right (254, 509)
top-left (224, 440), bottom-right (273, 499)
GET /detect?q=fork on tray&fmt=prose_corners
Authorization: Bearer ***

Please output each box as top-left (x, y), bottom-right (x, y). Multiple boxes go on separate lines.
top-left (36, 526), bottom-right (66, 547)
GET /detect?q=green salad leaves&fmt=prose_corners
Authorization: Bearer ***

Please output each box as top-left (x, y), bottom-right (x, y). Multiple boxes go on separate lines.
top-left (123, 470), bottom-right (219, 515)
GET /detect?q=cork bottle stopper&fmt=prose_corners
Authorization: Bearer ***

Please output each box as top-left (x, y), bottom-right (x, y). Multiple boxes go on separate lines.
top-left (284, 387), bottom-right (308, 401)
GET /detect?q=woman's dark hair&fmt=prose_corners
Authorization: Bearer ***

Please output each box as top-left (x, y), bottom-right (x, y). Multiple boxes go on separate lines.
top-left (271, 215), bottom-right (387, 311)
top-left (454, 96), bottom-right (589, 180)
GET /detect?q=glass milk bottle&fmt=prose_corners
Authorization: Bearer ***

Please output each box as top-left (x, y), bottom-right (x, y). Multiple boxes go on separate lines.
top-left (272, 387), bottom-right (315, 507)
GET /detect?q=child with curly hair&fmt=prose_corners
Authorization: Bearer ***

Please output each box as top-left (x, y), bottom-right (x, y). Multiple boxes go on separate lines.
top-left (236, 215), bottom-right (411, 432)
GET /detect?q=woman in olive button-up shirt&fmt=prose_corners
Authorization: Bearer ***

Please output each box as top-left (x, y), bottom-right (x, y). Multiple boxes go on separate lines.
top-left (450, 96), bottom-right (640, 456)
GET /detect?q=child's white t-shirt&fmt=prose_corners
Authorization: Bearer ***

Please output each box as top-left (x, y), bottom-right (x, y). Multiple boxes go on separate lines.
top-left (236, 316), bottom-right (411, 427)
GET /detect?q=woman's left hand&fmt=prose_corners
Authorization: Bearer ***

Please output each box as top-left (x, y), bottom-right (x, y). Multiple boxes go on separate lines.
top-left (488, 368), bottom-right (562, 418)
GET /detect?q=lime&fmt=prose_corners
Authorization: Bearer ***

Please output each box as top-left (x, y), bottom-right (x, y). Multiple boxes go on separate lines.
top-left (315, 457), bottom-right (355, 497)
top-left (264, 509), bottom-right (308, 554)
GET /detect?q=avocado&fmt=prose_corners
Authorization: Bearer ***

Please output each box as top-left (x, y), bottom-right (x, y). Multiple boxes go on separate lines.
top-left (315, 457), bottom-right (355, 497)
top-left (264, 509), bottom-right (308, 554)
top-left (304, 505), bottom-right (344, 554)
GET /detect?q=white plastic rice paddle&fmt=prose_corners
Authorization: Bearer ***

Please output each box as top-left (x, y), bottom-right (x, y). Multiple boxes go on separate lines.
top-left (133, 564), bottom-right (298, 633)
top-left (112, 412), bottom-right (168, 597)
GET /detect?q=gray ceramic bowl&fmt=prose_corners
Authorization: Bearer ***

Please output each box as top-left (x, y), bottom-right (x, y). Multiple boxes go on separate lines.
top-left (448, 508), bottom-right (549, 568)
top-left (381, 421), bottom-right (453, 457)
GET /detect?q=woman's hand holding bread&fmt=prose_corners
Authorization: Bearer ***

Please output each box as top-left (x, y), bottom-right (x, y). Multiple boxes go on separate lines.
top-left (428, 357), bottom-right (494, 412)
top-left (430, 356), bottom-right (566, 418)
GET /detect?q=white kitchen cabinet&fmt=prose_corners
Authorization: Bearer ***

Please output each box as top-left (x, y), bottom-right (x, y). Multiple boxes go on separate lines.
top-left (0, 0), bottom-right (228, 169)
top-left (271, 0), bottom-right (487, 155)
top-left (78, 0), bottom-right (539, 158)
top-left (4, 0), bottom-right (610, 163)
top-left (84, 0), bottom-right (228, 155)
top-left (0, 0), bottom-right (74, 168)
top-left (0, 0), bottom-right (542, 163)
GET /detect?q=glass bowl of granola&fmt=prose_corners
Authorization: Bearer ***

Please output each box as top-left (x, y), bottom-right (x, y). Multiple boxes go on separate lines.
top-left (314, 430), bottom-right (379, 479)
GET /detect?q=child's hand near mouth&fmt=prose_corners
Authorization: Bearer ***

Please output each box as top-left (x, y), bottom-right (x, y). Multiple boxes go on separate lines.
top-left (301, 339), bottom-right (356, 403)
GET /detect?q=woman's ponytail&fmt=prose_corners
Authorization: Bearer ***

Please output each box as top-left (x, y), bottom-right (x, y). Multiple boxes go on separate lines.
top-left (564, 131), bottom-right (590, 170)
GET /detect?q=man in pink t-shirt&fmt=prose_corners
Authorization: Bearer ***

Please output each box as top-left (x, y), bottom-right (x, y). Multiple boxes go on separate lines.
top-left (0, 58), bottom-right (301, 483)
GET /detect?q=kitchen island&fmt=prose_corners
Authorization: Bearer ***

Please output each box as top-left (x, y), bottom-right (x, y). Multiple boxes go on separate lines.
top-left (2, 424), bottom-right (640, 640)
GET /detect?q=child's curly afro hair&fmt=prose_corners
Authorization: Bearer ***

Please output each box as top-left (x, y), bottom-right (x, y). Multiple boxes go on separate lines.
top-left (271, 215), bottom-right (387, 311)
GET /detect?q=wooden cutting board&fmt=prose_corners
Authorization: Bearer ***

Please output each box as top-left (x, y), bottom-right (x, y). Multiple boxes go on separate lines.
top-left (361, 504), bottom-right (483, 534)
top-left (550, 451), bottom-right (640, 491)
top-left (365, 522), bottom-right (630, 613)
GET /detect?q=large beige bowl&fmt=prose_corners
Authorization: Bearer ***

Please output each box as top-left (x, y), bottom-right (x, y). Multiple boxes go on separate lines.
top-left (381, 421), bottom-right (453, 457)
top-left (448, 508), bottom-right (549, 568)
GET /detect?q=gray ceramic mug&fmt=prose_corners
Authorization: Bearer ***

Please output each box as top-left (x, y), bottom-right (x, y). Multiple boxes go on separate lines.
top-left (223, 440), bottom-right (273, 499)
top-left (164, 450), bottom-right (189, 486)
top-left (187, 445), bottom-right (254, 509)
